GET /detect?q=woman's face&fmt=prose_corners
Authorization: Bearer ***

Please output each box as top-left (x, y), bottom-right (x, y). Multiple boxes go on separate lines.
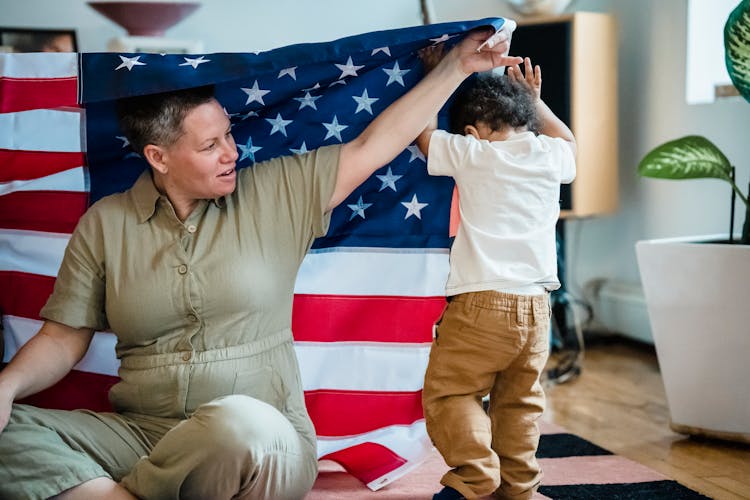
top-left (161, 98), bottom-right (239, 200)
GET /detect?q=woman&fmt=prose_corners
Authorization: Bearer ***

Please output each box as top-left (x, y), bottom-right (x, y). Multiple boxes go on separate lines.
top-left (0, 28), bottom-right (521, 499)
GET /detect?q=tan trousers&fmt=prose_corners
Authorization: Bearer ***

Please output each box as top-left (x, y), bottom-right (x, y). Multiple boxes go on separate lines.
top-left (422, 290), bottom-right (550, 500)
top-left (0, 335), bottom-right (317, 500)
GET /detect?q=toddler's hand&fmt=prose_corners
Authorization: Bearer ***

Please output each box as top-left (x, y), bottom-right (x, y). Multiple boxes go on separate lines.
top-left (418, 44), bottom-right (446, 74)
top-left (508, 57), bottom-right (542, 101)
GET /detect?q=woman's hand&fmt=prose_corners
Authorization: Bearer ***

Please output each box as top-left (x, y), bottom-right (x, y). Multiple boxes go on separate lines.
top-left (0, 320), bottom-right (94, 434)
top-left (0, 382), bottom-right (14, 433)
top-left (508, 57), bottom-right (542, 101)
top-left (448, 27), bottom-right (523, 76)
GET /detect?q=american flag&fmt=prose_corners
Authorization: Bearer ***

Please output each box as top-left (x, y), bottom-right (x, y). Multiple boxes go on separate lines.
top-left (0, 17), bottom-right (508, 490)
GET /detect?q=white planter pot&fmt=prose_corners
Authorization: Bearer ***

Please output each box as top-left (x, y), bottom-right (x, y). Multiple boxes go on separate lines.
top-left (635, 235), bottom-right (750, 443)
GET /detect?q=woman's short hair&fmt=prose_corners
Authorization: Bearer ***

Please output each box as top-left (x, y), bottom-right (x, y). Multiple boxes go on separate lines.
top-left (449, 73), bottom-right (539, 135)
top-left (116, 85), bottom-right (216, 156)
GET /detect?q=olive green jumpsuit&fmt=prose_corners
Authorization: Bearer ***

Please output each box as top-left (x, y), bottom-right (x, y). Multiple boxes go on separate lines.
top-left (0, 145), bottom-right (340, 499)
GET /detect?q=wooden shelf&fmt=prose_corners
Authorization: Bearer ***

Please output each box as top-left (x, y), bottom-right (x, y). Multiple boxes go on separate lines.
top-left (512, 13), bottom-right (619, 218)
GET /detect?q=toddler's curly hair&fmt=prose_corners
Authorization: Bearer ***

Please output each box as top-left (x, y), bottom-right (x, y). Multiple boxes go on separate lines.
top-left (449, 73), bottom-right (539, 135)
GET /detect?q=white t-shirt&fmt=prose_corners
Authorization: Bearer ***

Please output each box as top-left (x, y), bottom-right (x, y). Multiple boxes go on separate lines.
top-left (428, 129), bottom-right (576, 296)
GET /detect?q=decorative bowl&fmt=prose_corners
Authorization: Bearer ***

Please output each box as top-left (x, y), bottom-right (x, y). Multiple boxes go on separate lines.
top-left (504, 0), bottom-right (573, 16)
top-left (88, 1), bottom-right (201, 37)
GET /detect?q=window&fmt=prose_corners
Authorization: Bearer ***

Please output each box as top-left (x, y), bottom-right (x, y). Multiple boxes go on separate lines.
top-left (686, 0), bottom-right (740, 104)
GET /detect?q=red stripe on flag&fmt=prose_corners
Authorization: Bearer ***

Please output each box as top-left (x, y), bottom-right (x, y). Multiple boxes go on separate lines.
top-left (322, 442), bottom-right (408, 486)
top-left (0, 149), bottom-right (86, 182)
top-left (292, 295), bottom-right (445, 343)
top-left (0, 191), bottom-right (87, 233)
top-left (306, 390), bottom-right (423, 436)
top-left (0, 77), bottom-right (78, 113)
top-left (17, 369), bottom-right (117, 413)
top-left (0, 271), bottom-right (55, 320)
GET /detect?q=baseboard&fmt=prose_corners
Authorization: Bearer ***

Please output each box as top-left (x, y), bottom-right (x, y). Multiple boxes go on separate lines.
top-left (670, 420), bottom-right (750, 445)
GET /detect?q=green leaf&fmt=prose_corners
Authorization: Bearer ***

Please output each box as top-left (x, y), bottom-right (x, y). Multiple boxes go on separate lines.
top-left (725, 0), bottom-right (750, 102)
top-left (638, 136), bottom-right (732, 181)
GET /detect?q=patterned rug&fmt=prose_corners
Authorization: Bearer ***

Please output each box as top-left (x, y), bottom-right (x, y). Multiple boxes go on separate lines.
top-left (306, 421), bottom-right (709, 499)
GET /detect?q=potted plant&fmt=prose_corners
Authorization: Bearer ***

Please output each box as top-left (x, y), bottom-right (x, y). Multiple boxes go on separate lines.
top-left (635, 0), bottom-right (750, 443)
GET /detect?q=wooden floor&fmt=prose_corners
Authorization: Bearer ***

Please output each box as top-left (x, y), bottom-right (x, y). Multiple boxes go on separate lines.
top-left (542, 337), bottom-right (750, 500)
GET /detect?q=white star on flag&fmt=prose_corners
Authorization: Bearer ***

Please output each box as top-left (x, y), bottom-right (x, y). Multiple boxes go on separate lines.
top-left (401, 194), bottom-right (428, 220)
top-left (303, 83), bottom-right (321, 92)
top-left (115, 136), bottom-right (130, 148)
top-left (240, 110), bottom-right (259, 120)
top-left (406, 144), bottom-right (426, 163)
top-left (278, 67), bottom-right (298, 80)
top-left (372, 46), bottom-right (391, 56)
top-left (241, 81), bottom-right (271, 105)
top-left (290, 142), bottom-right (309, 155)
top-left (265, 113), bottom-right (293, 136)
top-left (383, 61), bottom-right (410, 86)
top-left (352, 89), bottom-right (379, 114)
top-left (376, 167), bottom-right (402, 192)
top-left (238, 136), bottom-right (262, 162)
top-left (347, 196), bottom-right (373, 220)
top-left (294, 92), bottom-right (322, 110)
top-left (335, 56), bottom-right (365, 79)
top-left (116, 55), bottom-right (146, 71)
top-left (322, 116), bottom-right (348, 142)
top-left (179, 56), bottom-right (210, 69)
top-left (430, 34), bottom-right (456, 44)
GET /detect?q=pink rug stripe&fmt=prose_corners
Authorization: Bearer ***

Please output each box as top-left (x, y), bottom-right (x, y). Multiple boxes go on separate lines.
top-left (538, 455), bottom-right (667, 486)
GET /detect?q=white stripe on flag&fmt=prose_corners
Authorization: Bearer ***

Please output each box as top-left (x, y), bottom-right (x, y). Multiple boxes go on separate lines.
top-left (0, 109), bottom-right (84, 152)
top-left (295, 248), bottom-right (449, 297)
top-left (2, 230), bottom-right (449, 298)
top-left (0, 228), bottom-right (70, 276)
top-left (295, 342), bottom-right (430, 392)
top-left (3, 315), bottom-right (119, 375)
top-left (317, 420), bottom-right (433, 490)
top-left (4, 315), bottom-right (429, 391)
top-left (0, 167), bottom-right (87, 195)
top-left (0, 52), bottom-right (77, 79)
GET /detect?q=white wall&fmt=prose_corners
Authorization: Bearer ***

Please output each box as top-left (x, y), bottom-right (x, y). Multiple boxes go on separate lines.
top-left (3, 0), bottom-right (749, 338)
top-left (0, 0), bottom-right (423, 51)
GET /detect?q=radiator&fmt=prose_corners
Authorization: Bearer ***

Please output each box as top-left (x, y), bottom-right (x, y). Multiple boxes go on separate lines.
top-left (588, 280), bottom-right (653, 344)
